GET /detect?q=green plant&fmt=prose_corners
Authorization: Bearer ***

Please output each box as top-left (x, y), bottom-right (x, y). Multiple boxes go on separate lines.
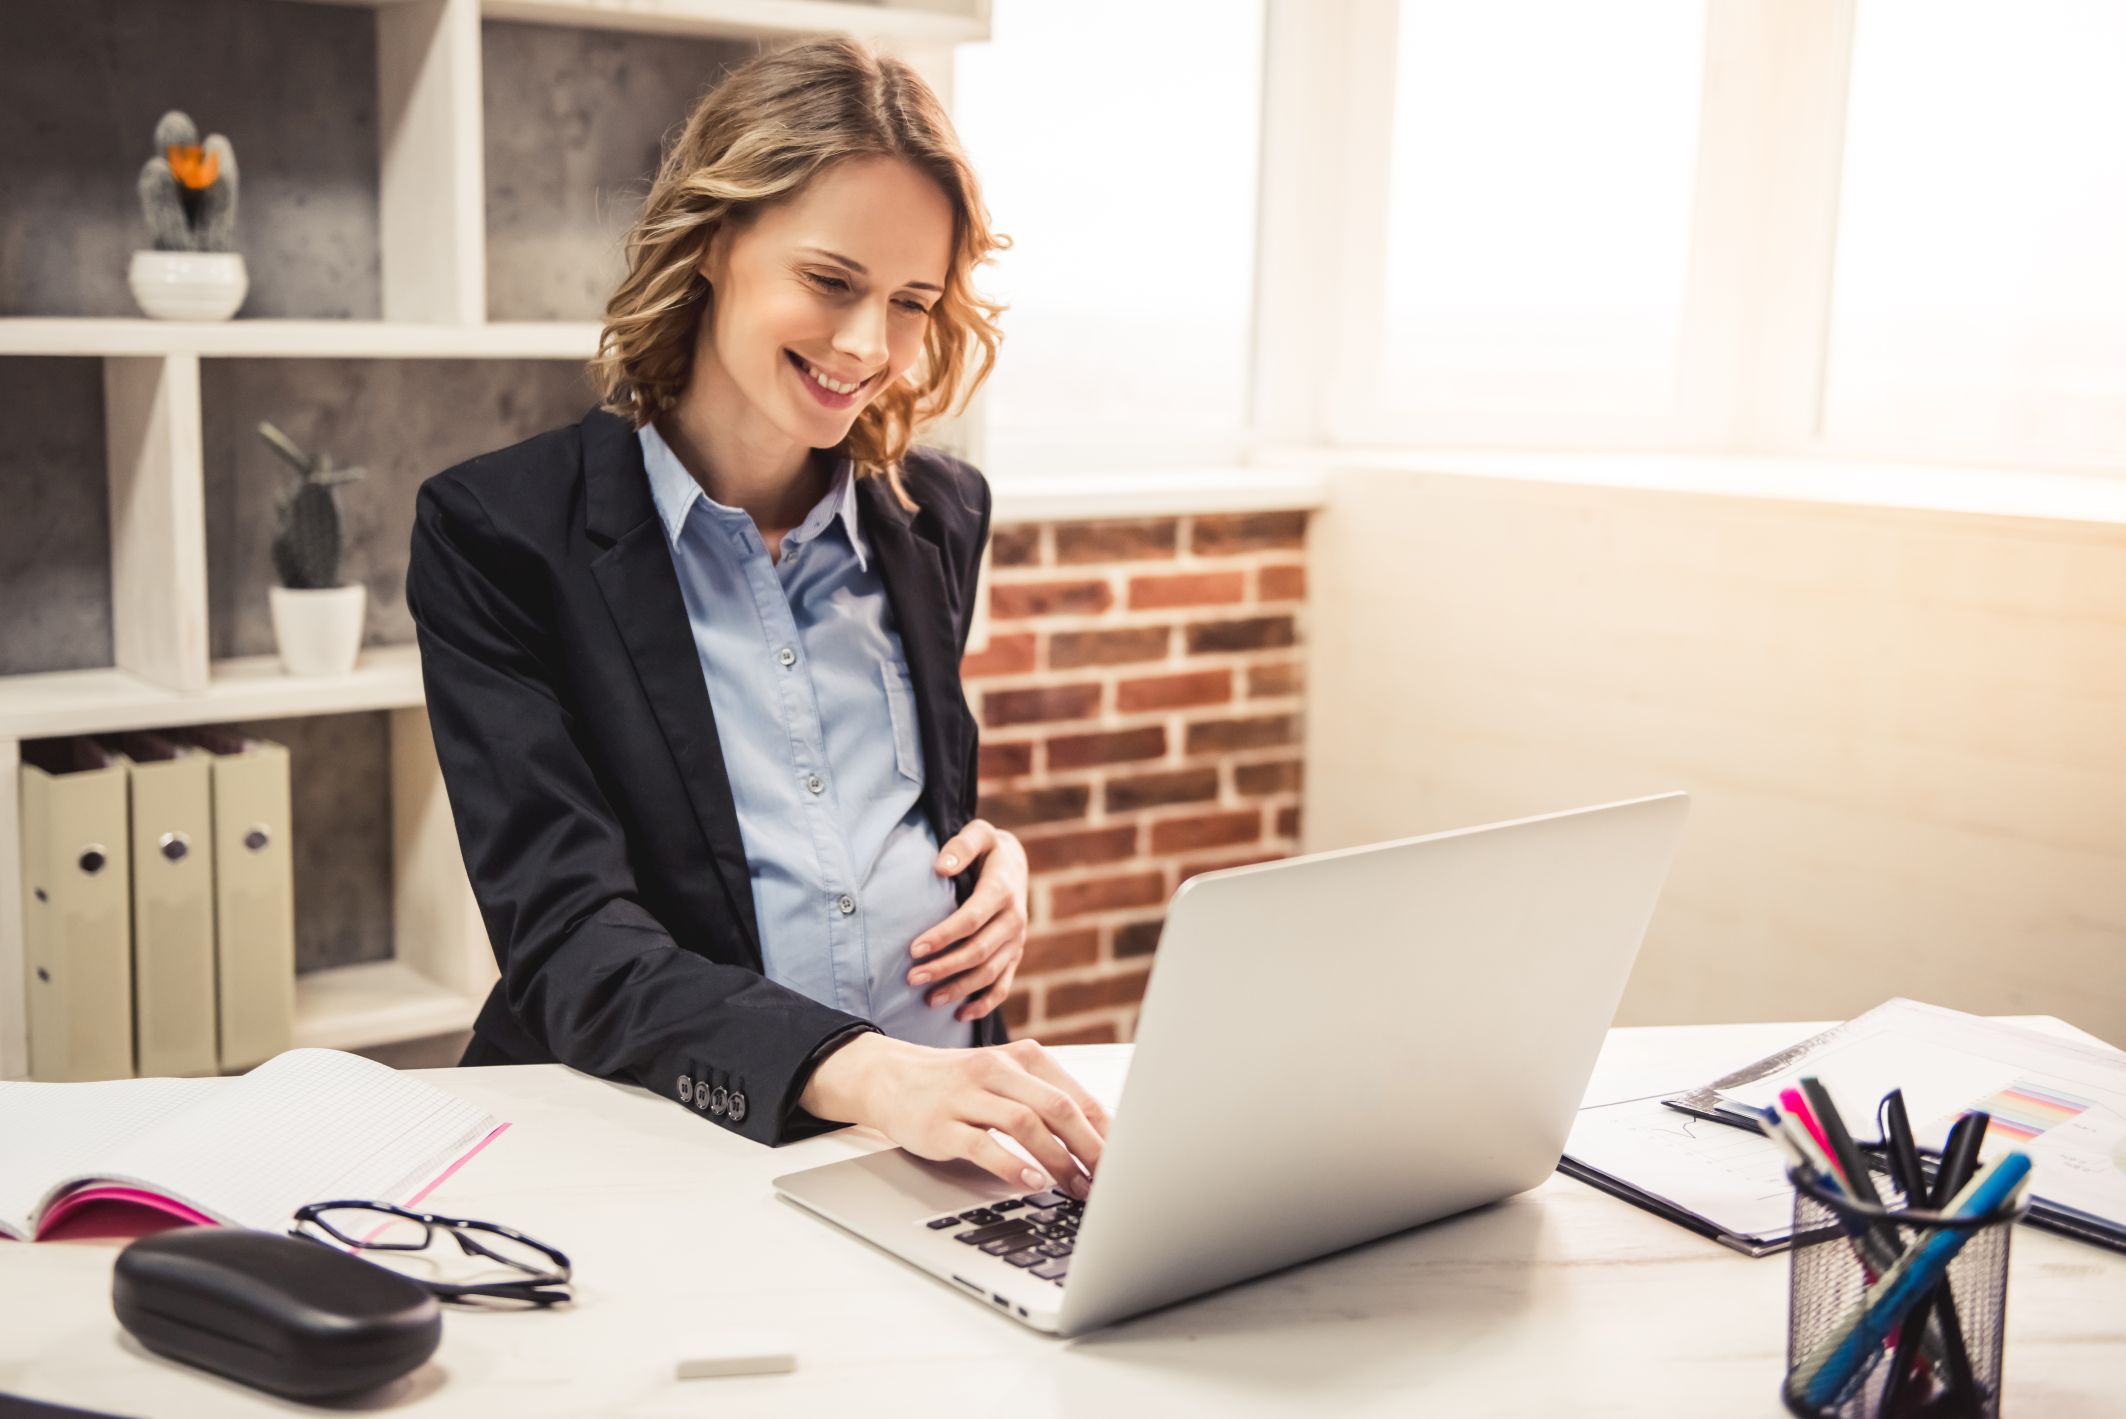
top-left (138, 110), bottom-right (239, 253)
top-left (258, 422), bottom-right (366, 590)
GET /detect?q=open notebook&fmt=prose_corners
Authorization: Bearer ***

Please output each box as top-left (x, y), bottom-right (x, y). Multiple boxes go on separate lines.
top-left (0, 1048), bottom-right (505, 1241)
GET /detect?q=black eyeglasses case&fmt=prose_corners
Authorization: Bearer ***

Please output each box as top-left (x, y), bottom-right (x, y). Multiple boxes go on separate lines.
top-left (112, 1227), bottom-right (442, 1399)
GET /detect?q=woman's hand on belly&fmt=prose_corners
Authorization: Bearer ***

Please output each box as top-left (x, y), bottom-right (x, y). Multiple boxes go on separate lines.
top-left (798, 1034), bottom-right (1106, 1198)
top-left (905, 819), bottom-right (1030, 1023)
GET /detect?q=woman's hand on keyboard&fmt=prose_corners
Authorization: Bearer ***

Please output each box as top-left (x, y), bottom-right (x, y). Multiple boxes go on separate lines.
top-left (798, 1034), bottom-right (1107, 1198)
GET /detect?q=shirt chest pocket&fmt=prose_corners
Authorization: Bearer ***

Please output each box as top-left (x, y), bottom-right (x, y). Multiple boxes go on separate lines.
top-left (880, 661), bottom-right (923, 785)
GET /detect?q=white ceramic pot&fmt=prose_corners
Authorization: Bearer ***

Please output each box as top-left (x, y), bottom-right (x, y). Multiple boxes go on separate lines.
top-left (268, 584), bottom-right (366, 677)
top-left (128, 250), bottom-right (248, 321)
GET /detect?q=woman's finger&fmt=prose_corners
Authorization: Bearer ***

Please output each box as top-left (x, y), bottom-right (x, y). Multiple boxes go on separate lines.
top-left (1000, 1037), bottom-right (1112, 1147)
top-left (910, 906), bottom-right (1018, 990)
top-left (929, 936), bottom-right (1017, 1008)
top-left (932, 818), bottom-right (1000, 876)
top-left (966, 1087), bottom-right (1085, 1198)
top-left (910, 874), bottom-right (1016, 963)
top-left (983, 1047), bottom-right (1104, 1181)
top-left (958, 961), bottom-right (1016, 1023)
top-left (958, 1123), bottom-right (1057, 1194)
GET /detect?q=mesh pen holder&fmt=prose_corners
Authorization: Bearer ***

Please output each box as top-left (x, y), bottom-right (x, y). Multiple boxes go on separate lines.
top-left (1781, 1166), bottom-right (2024, 1419)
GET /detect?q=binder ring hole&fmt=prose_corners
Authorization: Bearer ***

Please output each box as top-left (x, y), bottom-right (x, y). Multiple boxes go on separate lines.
top-left (244, 826), bottom-right (271, 853)
top-left (159, 831), bottom-right (191, 863)
top-left (77, 846), bottom-right (108, 876)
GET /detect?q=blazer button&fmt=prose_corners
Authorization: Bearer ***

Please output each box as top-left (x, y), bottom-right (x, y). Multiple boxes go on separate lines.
top-left (727, 1091), bottom-right (747, 1124)
top-left (711, 1085), bottom-right (729, 1116)
top-left (694, 1080), bottom-right (711, 1111)
top-left (678, 1074), bottom-right (693, 1104)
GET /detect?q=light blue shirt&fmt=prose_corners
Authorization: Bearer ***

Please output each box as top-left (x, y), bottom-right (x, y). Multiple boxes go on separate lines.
top-left (638, 420), bottom-right (972, 1049)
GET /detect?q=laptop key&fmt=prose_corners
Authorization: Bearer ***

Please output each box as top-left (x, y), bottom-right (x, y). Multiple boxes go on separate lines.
top-left (992, 1199), bottom-right (1027, 1212)
top-left (1027, 1208), bottom-right (1062, 1224)
top-left (926, 1216), bottom-right (961, 1230)
top-left (1022, 1191), bottom-right (1070, 1209)
top-left (1032, 1257), bottom-right (1070, 1281)
top-left (1003, 1247), bottom-right (1045, 1268)
top-left (957, 1208), bottom-right (1002, 1225)
top-left (955, 1220), bottom-right (1034, 1247)
top-left (1038, 1241), bottom-right (1071, 1257)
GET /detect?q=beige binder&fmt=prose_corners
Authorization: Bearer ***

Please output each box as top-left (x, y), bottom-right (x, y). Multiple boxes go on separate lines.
top-left (107, 732), bottom-right (220, 1078)
top-left (184, 728), bottom-right (296, 1071)
top-left (20, 739), bottom-right (135, 1081)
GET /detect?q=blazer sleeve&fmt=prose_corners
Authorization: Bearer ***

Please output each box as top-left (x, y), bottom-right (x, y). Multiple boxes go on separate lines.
top-left (405, 471), bottom-right (877, 1145)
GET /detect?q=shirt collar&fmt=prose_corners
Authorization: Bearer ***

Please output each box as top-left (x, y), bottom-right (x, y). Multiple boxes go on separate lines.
top-left (637, 419), bottom-right (867, 572)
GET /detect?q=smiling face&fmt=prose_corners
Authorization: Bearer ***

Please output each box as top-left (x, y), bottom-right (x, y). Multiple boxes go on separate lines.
top-left (694, 155), bottom-right (956, 459)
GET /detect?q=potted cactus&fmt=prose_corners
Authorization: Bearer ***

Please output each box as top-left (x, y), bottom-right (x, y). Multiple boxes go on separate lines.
top-left (258, 421), bottom-right (367, 676)
top-left (129, 110), bottom-right (246, 320)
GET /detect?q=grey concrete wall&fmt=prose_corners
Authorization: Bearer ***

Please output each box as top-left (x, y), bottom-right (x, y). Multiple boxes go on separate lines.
top-left (0, 359), bottom-right (111, 675)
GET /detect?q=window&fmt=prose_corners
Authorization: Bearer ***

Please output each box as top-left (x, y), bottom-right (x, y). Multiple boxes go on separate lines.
top-left (1821, 0), bottom-right (2126, 467)
top-left (1374, 0), bottom-right (1706, 431)
top-left (952, 0), bottom-right (1266, 469)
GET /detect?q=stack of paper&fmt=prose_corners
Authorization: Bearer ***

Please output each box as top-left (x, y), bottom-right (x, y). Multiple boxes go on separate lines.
top-left (1562, 999), bottom-right (2126, 1256)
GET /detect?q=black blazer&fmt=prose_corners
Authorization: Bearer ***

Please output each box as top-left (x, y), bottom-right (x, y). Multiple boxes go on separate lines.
top-left (405, 405), bottom-right (1004, 1146)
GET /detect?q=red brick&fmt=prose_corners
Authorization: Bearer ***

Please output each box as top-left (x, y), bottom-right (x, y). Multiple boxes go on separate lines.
top-left (1149, 809), bottom-right (1263, 854)
top-left (1258, 563), bottom-right (1308, 601)
top-left (1003, 992), bottom-right (1034, 1030)
top-left (1112, 917), bottom-right (1163, 958)
top-left (990, 524), bottom-right (1042, 567)
top-left (1247, 660), bottom-right (1303, 697)
top-left (960, 632), bottom-right (1037, 679)
top-left (1178, 852), bottom-right (1285, 884)
top-left (978, 784), bottom-right (1090, 830)
top-left (1021, 824), bottom-right (1138, 873)
top-left (1021, 928), bottom-right (1101, 973)
top-left (1191, 511), bottom-right (1307, 556)
top-left (1103, 767), bottom-right (1219, 814)
top-left (1186, 715), bottom-right (1299, 755)
top-left (1034, 1019), bottom-right (1121, 1046)
top-left (1047, 968), bottom-right (1153, 1017)
top-left (1116, 668), bottom-right (1232, 713)
top-left (1050, 871), bottom-right (1167, 920)
top-left (1128, 570), bottom-right (1246, 610)
top-left (1275, 804), bottom-right (1302, 837)
top-left (1234, 758), bottom-right (1303, 796)
top-left (984, 683), bottom-right (1101, 728)
top-left (978, 740), bottom-right (1034, 781)
top-left (1054, 519), bottom-right (1178, 564)
top-left (1046, 725), bottom-right (1166, 771)
top-left (991, 578), bottom-right (1113, 619)
top-left (1049, 626), bottom-right (1170, 668)
top-left (1186, 616), bottom-right (1296, 654)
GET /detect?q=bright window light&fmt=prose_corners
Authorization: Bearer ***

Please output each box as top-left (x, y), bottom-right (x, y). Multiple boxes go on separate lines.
top-left (1380, 0), bottom-right (1706, 423)
top-left (952, 0), bottom-right (1265, 455)
top-left (1821, 0), bottom-right (2126, 466)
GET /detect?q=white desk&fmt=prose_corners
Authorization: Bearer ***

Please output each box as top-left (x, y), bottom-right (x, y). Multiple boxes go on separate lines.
top-left (5, 1023), bottom-right (2123, 1417)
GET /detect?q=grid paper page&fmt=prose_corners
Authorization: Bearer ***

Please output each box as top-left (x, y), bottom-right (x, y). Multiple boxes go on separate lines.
top-left (19, 1049), bottom-right (500, 1233)
top-left (0, 1076), bottom-right (222, 1238)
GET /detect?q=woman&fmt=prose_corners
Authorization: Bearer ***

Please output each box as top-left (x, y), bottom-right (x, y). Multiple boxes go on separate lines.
top-left (406, 37), bottom-right (1104, 1198)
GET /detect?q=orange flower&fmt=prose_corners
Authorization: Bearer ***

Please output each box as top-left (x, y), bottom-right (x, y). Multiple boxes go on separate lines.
top-left (165, 144), bottom-right (221, 190)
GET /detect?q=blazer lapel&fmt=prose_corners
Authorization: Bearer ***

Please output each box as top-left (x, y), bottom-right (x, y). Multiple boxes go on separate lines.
top-left (578, 408), bottom-right (763, 965)
top-left (857, 476), bottom-right (969, 844)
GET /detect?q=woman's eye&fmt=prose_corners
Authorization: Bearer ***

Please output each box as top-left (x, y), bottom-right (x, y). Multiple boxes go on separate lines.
top-left (806, 272), bottom-right (849, 292)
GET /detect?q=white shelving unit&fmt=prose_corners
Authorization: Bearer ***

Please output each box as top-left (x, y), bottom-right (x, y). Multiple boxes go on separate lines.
top-left (2, 0), bottom-right (989, 1079)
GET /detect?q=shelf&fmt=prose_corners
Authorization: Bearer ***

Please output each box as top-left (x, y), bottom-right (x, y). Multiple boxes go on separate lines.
top-left (0, 645), bottom-right (425, 740)
top-left (293, 959), bottom-right (485, 1051)
top-left (0, 319), bottom-right (601, 361)
top-left (481, 0), bottom-right (986, 44)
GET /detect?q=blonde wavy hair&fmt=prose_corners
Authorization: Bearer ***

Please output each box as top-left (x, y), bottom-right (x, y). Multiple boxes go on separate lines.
top-left (588, 36), bottom-right (1010, 511)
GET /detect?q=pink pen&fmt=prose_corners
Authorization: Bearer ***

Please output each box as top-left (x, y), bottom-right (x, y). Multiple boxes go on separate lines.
top-left (1780, 1087), bottom-right (1850, 1188)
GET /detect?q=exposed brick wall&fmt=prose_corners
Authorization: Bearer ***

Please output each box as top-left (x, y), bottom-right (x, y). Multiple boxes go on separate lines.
top-left (963, 511), bottom-right (1311, 1046)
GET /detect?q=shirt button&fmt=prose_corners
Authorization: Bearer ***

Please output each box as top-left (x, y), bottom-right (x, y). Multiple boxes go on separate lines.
top-left (805, 772), bottom-right (825, 795)
top-left (777, 646), bottom-right (797, 668)
top-left (836, 894), bottom-right (856, 915)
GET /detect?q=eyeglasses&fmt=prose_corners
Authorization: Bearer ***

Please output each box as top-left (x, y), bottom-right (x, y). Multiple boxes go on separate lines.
top-left (290, 1200), bottom-right (573, 1308)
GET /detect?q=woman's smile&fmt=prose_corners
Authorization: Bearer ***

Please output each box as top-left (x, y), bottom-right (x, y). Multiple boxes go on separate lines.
top-left (787, 349), bottom-right (876, 410)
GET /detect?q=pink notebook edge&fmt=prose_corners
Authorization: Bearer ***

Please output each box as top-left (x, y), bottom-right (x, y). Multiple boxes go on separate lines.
top-left (19, 1119), bottom-right (514, 1241)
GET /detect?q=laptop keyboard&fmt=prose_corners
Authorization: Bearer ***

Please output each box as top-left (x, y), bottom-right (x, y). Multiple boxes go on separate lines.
top-left (924, 1189), bottom-right (1083, 1284)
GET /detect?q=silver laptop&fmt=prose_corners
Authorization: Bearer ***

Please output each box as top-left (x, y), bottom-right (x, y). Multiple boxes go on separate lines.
top-left (774, 791), bottom-right (1690, 1336)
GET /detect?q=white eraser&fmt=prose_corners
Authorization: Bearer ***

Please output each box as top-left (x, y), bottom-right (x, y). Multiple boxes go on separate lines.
top-left (674, 1328), bottom-right (796, 1379)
